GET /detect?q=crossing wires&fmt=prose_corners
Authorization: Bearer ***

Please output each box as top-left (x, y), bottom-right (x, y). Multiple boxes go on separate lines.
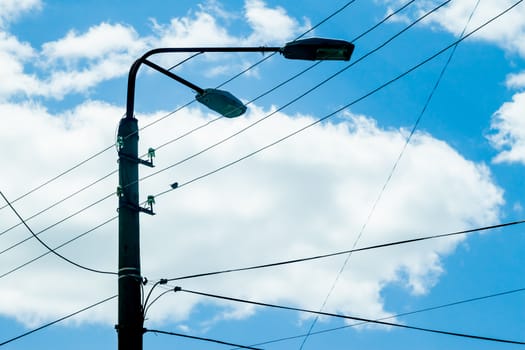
top-left (0, 0), bottom-right (362, 219)
top-left (298, 0), bottom-right (484, 347)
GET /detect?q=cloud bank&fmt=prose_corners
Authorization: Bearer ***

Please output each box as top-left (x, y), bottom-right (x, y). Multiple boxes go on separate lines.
top-left (0, 0), bottom-right (512, 332)
top-left (0, 101), bottom-right (503, 327)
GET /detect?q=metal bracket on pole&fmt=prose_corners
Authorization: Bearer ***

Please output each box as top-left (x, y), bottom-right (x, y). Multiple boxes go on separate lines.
top-left (118, 151), bottom-right (155, 168)
top-left (122, 195), bottom-right (156, 215)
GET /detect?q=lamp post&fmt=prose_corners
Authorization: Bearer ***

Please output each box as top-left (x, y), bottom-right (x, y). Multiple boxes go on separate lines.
top-left (116, 38), bottom-right (354, 350)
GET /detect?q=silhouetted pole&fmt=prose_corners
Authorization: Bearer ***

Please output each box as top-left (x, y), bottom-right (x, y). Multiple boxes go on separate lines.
top-left (116, 39), bottom-right (354, 350)
top-left (117, 57), bottom-right (145, 350)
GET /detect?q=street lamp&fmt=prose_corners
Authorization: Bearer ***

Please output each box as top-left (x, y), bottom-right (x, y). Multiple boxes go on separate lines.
top-left (116, 37), bottom-right (354, 350)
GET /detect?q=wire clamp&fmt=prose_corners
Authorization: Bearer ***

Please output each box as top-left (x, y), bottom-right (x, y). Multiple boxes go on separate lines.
top-left (143, 195), bottom-right (156, 215)
top-left (147, 148), bottom-right (156, 165)
top-left (137, 196), bottom-right (155, 215)
top-left (116, 186), bottom-right (123, 197)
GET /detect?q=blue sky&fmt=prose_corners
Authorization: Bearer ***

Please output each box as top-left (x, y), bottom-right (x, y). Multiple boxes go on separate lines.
top-left (0, 0), bottom-right (524, 349)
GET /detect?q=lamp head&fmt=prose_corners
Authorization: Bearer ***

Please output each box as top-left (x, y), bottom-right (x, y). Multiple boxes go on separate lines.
top-left (195, 88), bottom-right (247, 118)
top-left (281, 37), bottom-right (355, 61)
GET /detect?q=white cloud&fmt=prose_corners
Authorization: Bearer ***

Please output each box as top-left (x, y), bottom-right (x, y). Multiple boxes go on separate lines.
top-left (0, 101), bottom-right (503, 327)
top-left (243, 0), bottom-right (310, 44)
top-left (0, 22), bottom-right (148, 100)
top-left (0, 0), bottom-right (41, 28)
top-left (381, 1), bottom-right (525, 168)
top-left (42, 22), bottom-right (146, 62)
top-left (151, 11), bottom-right (237, 48)
top-left (383, 0), bottom-right (525, 57)
top-left (488, 91), bottom-right (525, 164)
top-left (153, 0), bottom-right (308, 48)
top-left (149, 0), bottom-right (309, 76)
top-left (0, 0), bottom-right (309, 101)
top-left (0, 32), bottom-right (40, 100)
top-left (506, 71), bottom-right (525, 89)
top-left (37, 22), bottom-right (148, 99)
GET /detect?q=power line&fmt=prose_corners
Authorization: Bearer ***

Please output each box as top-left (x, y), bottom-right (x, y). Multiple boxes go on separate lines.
top-left (11, 196), bottom-right (517, 318)
top-left (142, 278), bottom-right (171, 319)
top-left (216, 0), bottom-right (359, 90)
top-left (0, 170), bottom-right (117, 238)
top-left (179, 288), bottom-right (525, 346)
top-left (0, 108), bottom-right (213, 241)
top-left (12, 0), bottom-right (501, 282)
top-left (227, 286), bottom-right (525, 348)
top-left (144, 0), bottom-right (365, 144)
top-left (0, 0), bottom-right (360, 218)
top-left (154, 0), bottom-right (522, 199)
top-left (129, 0), bottom-right (441, 194)
top-left (134, 0), bottom-right (420, 186)
top-left (299, 1), bottom-right (483, 348)
top-left (5, 0), bottom-right (515, 287)
top-left (144, 329), bottom-right (262, 350)
top-left (296, 0), bottom-right (357, 40)
top-left (1, 0), bottom-right (415, 253)
top-left (0, 143), bottom-right (117, 212)
top-left (0, 192), bottom-right (114, 258)
top-left (163, 220), bottom-right (525, 282)
top-left (0, 0), bottom-right (408, 257)
top-left (137, 219), bottom-right (524, 331)
top-left (0, 190), bottom-right (116, 276)
top-left (352, 0), bottom-right (416, 42)
top-left (0, 215), bottom-right (117, 280)
top-left (0, 2), bottom-right (364, 246)
top-left (0, 295), bottom-right (117, 347)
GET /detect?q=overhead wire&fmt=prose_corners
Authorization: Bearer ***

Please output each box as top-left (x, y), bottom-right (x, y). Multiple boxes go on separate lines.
top-left (0, 0), bottom-right (403, 267)
top-left (215, 0), bottom-right (359, 90)
top-left (152, 0), bottom-right (522, 202)
top-left (9, 182), bottom-right (516, 281)
top-left (2, 1), bottom-right (419, 268)
top-left (114, 0), bottom-right (435, 195)
top-left (141, 4), bottom-right (524, 335)
top-left (133, 0), bottom-right (420, 186)
top-left (144, 329), bottom-right (262, 350)
top-left (298, 1), bottom-right (484, 348)
top-left (4, 0), bottom-right (516, 282)
top-left (225, 286), bottom-right (525, 348)
top-left (0, 294), bottom-right (117, 347)
top-left (3, 1), bottom-right (521, 347)
top-left (0, 215), bottom-right (117, 280)
top-left (142, 220), bottom-right (524, 322)
top-left (296, 0), bottom-right (357, 40)
top-left (0, 0), bottom-right (366, 262)
top-left (0, 142), bottom-right (117, 212)
top-left (0, 190), bottom-right (116, 276)
top-left (163, 220), bottom-right (525, 282)
top-left (0, 192), bottom-right (114, 257)
top-left (0, 171), bottom-right (117, 238)
top-left (8, 213), bottom-right (519, 305)
top-left (0, 0), bottom-right (361, 218)
top-left (178, 288), bottom-right (525, 346)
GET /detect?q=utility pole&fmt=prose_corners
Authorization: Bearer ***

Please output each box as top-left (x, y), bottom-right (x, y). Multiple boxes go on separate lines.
top-left (117, 114), bottom-right (144, 350)
top-left (115, 39), bottom-right (354, 350)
